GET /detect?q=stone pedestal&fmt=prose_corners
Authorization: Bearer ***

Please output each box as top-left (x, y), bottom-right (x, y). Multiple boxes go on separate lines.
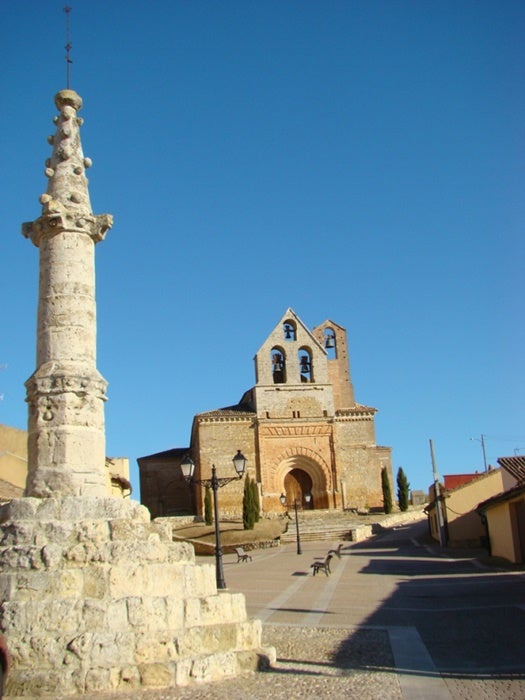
top-left (0, 498), bottom-right (273, 696)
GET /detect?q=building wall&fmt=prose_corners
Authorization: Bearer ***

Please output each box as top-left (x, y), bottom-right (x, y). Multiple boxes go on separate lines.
top-left (484, 492), bottom-right (525, 563)
top-left (138, 451), bottom-right (193, 518)
top-left (192, 416), bottom-right (255, 516)
top-left (334, 416), bottom-right (390, 509)
top-left (445, 469), bottom-right (507, 547)
top-left (486, 501), bottom-right (517, 562)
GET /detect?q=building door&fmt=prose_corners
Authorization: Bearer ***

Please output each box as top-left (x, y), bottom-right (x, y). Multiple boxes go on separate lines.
top-left (283, 469), bottom-right (313, 509)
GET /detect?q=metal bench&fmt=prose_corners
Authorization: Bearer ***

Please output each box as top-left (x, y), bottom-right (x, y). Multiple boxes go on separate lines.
top-left (234, 547), bottom-right (252, 563)
top-left (328, 543), bottom-right (343, 559)
top-left (311, 553), bottom-right (333, 576)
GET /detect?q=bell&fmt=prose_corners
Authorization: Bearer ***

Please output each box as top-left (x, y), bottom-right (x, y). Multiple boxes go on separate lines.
top-left (272, 363), bottom-right (282, 372)
top-left (284, 324), bottom-right (294, 340)
top-left (325, 335), bottom-right (335, 349)
top-left (299, 356), bottom-right (310, 373)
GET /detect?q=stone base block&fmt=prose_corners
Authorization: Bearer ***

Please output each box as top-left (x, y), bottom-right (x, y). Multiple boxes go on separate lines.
top-left (0, 497), bottom-right (274, 697)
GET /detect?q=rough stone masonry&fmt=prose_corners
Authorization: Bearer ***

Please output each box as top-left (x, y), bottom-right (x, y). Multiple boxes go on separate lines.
top-left (0, 90), bottom-right (273, 697)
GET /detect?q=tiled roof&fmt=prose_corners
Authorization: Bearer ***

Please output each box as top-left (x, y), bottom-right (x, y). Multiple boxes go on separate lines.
top-left (196, 403), bottom-right (256, 419)
top-left (444, 473), bottom-right (482, 490)
top-left (497, 456), bottom-right (525, 484)
top-left (138, 447), bottom-right (188, 462)
top-left (336, 403), bottom-right (377, 416)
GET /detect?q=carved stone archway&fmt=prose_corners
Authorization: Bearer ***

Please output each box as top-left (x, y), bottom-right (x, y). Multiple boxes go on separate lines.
top-left (283, 468), bottom-right (313, 509)
top-left (273, 448), bottom-right (331, 510)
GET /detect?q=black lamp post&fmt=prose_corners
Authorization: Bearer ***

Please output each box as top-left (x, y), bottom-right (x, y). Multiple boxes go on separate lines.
top-left (181, 450), bottom-right (247, 590)
top-left (280, 491), bottom-right (311, 554)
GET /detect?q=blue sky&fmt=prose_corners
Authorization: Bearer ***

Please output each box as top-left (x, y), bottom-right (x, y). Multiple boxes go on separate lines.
top-left (1, 0), bottom-right (524, 498)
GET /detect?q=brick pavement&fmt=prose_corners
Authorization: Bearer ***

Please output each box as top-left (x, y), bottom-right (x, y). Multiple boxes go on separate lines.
top-left (217, 519), bottom-right (525, 699)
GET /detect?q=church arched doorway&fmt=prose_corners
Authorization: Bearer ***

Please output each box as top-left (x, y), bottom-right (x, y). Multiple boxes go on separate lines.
top-left (283, 468), bottom-right (313, 509)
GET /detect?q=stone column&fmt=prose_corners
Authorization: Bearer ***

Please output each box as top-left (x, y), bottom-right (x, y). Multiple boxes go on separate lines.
top-left (21, 90), bottom-right (113, 498)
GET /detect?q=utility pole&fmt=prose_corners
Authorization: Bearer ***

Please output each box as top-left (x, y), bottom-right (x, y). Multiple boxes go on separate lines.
top-left (470, 434), bottom-right (488, 472)
top-left (429, 439), bottom-right (446, 547)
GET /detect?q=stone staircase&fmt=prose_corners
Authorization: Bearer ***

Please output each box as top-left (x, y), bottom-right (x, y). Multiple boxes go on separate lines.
top-left (280, 508), bottom-right (426, 544)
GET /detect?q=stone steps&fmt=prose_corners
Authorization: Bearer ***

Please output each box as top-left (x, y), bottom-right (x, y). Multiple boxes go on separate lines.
top-left (279, 508), bottom-right (426, 544)
top-left (281, 527), bottom-right (351, 543)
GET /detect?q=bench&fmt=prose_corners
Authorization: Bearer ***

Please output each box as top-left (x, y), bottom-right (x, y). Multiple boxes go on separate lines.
top-left (311, 553), bottom-right (333, 576)
top-left (328, 543), bottom-right (343, 559)
top-left (234, 547), bottom-right (252, 563)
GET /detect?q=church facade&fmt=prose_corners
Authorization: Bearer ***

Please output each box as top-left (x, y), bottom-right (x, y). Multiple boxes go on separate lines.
top-left (139, 309), bottom-right (392, 519)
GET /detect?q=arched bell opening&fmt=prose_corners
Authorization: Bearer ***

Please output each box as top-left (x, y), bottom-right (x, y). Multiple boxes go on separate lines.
top-left (324, 328), bottom-right (337, 359)
top-left (283, 320), bottom-right (297, 342)
top-left (298, 347), bottom-right (313, 383)
top-left (283, 468), bottom-right (314, 509)
top-left (270, 346), bottom-right (286, 384)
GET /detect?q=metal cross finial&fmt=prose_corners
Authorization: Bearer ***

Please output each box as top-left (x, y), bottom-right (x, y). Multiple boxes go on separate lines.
top-left (64, 6), bottom-right (72, 89)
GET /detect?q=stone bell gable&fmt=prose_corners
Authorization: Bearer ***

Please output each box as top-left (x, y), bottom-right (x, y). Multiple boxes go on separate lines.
top-left (139, 308), bottom-right (393, 518)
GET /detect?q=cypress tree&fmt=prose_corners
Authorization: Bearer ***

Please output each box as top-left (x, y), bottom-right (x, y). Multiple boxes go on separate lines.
top-left (204, 486), bottom-right (213, 526)
top-left (251, 478), bottom-right (260, 523)
top-left (243, 475), bottom-right (255, 530)
top-left (381, 467), bottom-right (393, 514)
top-left (397, 467), bottom-right (410, 512)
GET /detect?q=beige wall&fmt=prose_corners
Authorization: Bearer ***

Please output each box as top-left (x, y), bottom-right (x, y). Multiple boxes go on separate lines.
top-left (484, 492), bottom-right (525, 563)
top-left (0, 424), bottom-right (28, 493)
top-left (445, 469), bottom-right (508, 547)
top-left (486, 501), bottom-right (516, 561)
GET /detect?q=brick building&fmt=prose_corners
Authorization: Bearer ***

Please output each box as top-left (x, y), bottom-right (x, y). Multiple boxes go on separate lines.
top-left (138, 309), bottom-right (392, 518)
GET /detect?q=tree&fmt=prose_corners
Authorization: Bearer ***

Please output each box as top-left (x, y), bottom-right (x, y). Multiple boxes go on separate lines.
top-left (251, 478), bottom-right (260, 523)
top-left (204, 486), bottom-right (213, 526)
top-left (243, 475), bottom-right (256, 530)
top-left (396, 467), bottom-right (410, 512)
top-left (381, 467), bottom-right (393, 514)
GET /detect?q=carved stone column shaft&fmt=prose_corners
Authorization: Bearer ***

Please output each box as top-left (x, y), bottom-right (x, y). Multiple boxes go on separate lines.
top-left (22, 89), bottom-right (113, 498)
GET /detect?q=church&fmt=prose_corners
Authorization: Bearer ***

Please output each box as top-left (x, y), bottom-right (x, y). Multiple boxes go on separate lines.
top-left (139, 308), bottom-right (392, 519)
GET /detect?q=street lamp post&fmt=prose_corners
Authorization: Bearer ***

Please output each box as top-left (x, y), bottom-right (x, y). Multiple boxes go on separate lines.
top-left (181, 450), bottom-right (247, 590)
top-left (280, 492), bottom-right (311, 554)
